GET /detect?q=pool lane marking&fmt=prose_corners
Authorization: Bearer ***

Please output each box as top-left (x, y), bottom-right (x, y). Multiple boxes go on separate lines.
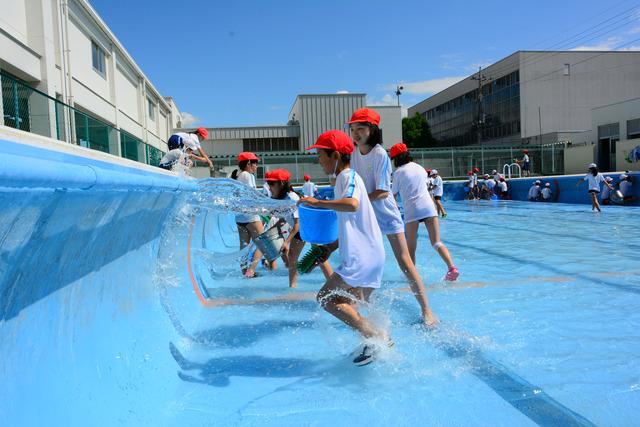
top-left (429, 331), bottom-right (598, 427)
top-left (187, 215), bottom-right (211, 306)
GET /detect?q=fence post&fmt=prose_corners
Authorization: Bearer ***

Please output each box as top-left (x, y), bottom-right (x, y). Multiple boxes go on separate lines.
top-left (481, 146), bottom-right (485, 173)
top-left (450, 147), bottom-right (455, 177)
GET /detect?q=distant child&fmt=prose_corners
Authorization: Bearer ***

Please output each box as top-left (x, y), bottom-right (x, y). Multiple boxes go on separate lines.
top-left (541, 182), bottom-right (553, 201)
top-left (618, 173), bottom-right (635, 203)
top-left (429, 169), bottom-right (447, 217)
top-left (601, 176), bottom-right (614, 204)
top-left (466, 171), bottom-right (477, 200)
top-left (519, 149), bottom-right (531, 177)
top-left (231, 151), bottom-right (264, 277)
top-left (390, 143), bottom-right (459, 280)
top-left (266, 169), bottom-right (331, 288)
top-left (302, 174), bottom-right (318, 197)
top-left (299, 130), bottom-right (392, 365)
top-left (576, 163), bottom-right (613, 212)
top-left (528, 180), bottom-right (542, 201)
top-left (481, 174), bottom-right (496, 199)
top-left (497, 177), bottom-right (508, 199)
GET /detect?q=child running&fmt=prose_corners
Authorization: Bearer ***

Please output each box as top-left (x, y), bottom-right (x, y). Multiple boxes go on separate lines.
top-left (389, 143), bottom-right (459, 279)
top-left (348, 108), bottom-right (442, 326)
top-left (265, 169), bottom-right (332, 287)
top-left (231, 151), bottom-right (264, 277)
top-left (299, 130), bottom-right (389, 365)
top-left (576, 163), bottom-right (613, 212)
top-left (429, 169), bottom-right (447, 217)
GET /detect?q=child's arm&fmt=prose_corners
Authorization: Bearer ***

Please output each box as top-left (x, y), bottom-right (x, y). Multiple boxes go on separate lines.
top-left (298, 196), bottom-right (358, 213)
top-left (368, 189), bottom-right (389, 201)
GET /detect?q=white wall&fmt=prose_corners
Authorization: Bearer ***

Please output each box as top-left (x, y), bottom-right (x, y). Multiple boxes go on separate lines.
top-left (370, 105), bottom-right (402, 149)
top-left (0, 0), bottom-right (29, 45)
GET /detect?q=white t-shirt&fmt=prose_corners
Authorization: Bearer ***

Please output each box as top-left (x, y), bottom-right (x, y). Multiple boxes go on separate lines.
top-left (302, 181), bottom-right (318, 197)
top-left (484, 179), bottom-right (496, 190)
top-left (541, 187), bottom-right (552, 199)
top-left (351, 144), bottom-right (404, 235)
top-left (619, 180), bottom-right (632, 197)
top-left (468, 175), bottom-right (475, 188)
top-left (431, 175), bottom-right (444, 197)
top-left (493, 173), bottom-right (502, 182)
top-left (235, 171), bottom-right (260, 223)
top-left (498, 181), bottom-right (507, 192)
top-left (262, 182), bottom-right (271, 197)
top-left (392, 162), bottom-right (438, 223)
top-left (523, 154), bottom-right (530, 163)
top-left (333, 168), bottom-right (385, 289)
top-left (528, 185), bottom-right (541, 199)
top-left (582, 173), bottom-right (605, 192)
top-left (601, 184), bottom-right (612, 199)
top-left (174, 132), bottom-right (201, 151)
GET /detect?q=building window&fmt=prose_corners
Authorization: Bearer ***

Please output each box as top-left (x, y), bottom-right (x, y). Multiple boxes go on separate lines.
top-left (91, 41), bottom-right (106, 77)
top-left (627, 118), bottom-right (640, 140)
top-left (242, 137), bottom-right (299, 152)
top-left (148, 98), bottom-right (155, 121)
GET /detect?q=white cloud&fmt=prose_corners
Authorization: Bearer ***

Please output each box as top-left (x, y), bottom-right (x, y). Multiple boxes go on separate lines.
top-left (466, 62), bottom-right (493, 72)
top-left (571, 36), bottom-right (623, 51)
top-left (366, 94), bottom-right (408, 117)
top-left (387, 76), bottom-right (466, 96)
top-left (180, 111), bottom-right (200, 127)
top-left (336, 90), bottom-right (349, 94)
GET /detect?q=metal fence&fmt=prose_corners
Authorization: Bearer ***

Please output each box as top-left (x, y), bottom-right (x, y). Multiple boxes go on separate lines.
top-left (1, 72), bottom-right (164, 166)
top-left (210, 143), bottom-right (566, 184)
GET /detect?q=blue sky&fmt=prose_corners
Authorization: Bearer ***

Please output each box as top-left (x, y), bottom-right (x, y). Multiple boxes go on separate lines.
top-left (90, 0), bottom-right (640, 127)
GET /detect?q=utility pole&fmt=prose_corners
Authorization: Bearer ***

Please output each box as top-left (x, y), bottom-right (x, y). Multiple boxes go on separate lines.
top-left (471, 67), bottom-right (490, 145)
top-left (395, 85), bottom-right (403, 107)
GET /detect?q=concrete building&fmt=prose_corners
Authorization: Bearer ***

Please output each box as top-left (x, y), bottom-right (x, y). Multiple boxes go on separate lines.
top-left (0, 0), bottom-right (179, 163)
top-left (564, 97), bottom-right (640, 173)
top-left (408, 51), bottom-right (640, 170)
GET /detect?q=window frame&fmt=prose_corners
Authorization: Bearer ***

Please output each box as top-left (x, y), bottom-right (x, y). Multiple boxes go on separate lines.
top-left (91, 40), bottom-right (106, 78)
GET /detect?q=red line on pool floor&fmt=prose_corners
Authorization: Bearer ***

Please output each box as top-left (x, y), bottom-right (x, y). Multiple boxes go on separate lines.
top-left (187, 215), bottom-right (208, 306)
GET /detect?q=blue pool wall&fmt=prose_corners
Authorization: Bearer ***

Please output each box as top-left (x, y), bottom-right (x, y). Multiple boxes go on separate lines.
top-left (314, 172), bottom-right (640, 205)
top-left (0, 129), bottom-right (197, 425)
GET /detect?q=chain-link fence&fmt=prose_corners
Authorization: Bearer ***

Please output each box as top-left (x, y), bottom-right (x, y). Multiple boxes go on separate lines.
top-left (210, 143), bottom-right (566, 184)
top-left (1, 72), bottom-right (164, 167)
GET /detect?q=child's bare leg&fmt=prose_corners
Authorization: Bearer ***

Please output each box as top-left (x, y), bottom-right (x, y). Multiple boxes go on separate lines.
top-left (317, 274), bottom-right (382, 339)
top-left (286, 238), bottom-right (305, 288)
top-left (404, 222), bottom-right (419, 265)
top-left (244, 221), bottom-right (264, 275)
top-left (425, 217), bottom-right (455, 269)
top-left (387, 232), bottom-right (438, 326)
top-left (319, 261), bottom-right (333, 280)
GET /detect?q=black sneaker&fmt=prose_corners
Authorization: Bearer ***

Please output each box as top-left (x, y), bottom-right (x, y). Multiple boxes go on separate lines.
top-left (352, 340), bottom-right (394, 366)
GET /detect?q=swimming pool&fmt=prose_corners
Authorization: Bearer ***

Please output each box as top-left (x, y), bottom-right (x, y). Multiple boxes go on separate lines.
top-left (155, 189), bottom-right (640, 426)
top-left (2, 133), bottom-right (639, 425)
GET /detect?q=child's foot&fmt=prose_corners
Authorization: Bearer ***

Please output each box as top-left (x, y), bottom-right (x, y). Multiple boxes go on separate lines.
top-left (423, 312), bottom-right (439, 328)
top-left (244, 270), bottom-right (259, 279)
top-left (444, 266), bottom-right (459, 281)
top-left (442, 213), bottom-right (447, 218)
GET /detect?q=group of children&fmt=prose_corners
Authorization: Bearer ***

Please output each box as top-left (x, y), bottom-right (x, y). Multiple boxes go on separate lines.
top-left (229, 108), bottom-right (459, 365)
top-left (527, 180), bottom-right (555, 202)
top-left (466, 169), bottom-right (509, 200)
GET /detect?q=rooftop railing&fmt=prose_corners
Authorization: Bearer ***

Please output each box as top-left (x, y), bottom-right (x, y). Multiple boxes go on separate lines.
top-left (1, 72), bottom-right (165, 167)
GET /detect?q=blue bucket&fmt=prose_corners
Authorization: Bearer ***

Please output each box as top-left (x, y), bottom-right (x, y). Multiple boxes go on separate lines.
top-left (298, 204), bottom-right (338, 244)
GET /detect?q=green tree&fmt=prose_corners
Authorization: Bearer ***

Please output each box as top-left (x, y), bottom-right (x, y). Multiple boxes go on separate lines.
top-left (402, 113), bottom-right (438, 148)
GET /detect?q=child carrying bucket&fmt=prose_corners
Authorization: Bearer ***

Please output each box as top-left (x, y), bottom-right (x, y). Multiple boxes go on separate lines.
top-left (263, 169), bottom-right (332, 288)
top-left (298, 130), bottom-right (391, 366)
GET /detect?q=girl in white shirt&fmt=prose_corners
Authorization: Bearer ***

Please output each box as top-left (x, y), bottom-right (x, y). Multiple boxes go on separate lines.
top-left (576, 163), bottom-right (613, 212)
top-left (266, 169), bottom-right (332, 288)
top-left (300, 130), bottom-right (408, 365)
top-left (231, 152), bottom-right (264, 277)
top-left (390, 143), bottom-right (459, 281)
top-left (301, 174), bottom-right (318, 197)
top-left (349, 108), bottom-right (441, 328)
top-left (429, 169), bottom-right (446, 217)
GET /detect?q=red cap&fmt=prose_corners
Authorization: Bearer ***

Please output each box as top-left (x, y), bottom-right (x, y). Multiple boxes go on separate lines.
top-left (196, 127), bottom-right (208, 138)
top-left (238, 152), bottom-right (259, 162)
top-left (468, 171), bottom-right (473, 175)
top-left (265, 168), bottom-right (290, 181)
top-left (304, 174), bottom-right (310, 181)
top-left (426, 168), bottom-right (432, 172)
top-left (307, 130), bottom-right (354, 155)
top-left (523, 149), bottom-right (529, 153)
top-left (348, 108), bottom-right (380, 126)
top-left (264, 170), bottom-right (272, 179)
top-left (473, 167), bottom-right (479, 172)
top-left (389, 142), bottom-right (408, 159)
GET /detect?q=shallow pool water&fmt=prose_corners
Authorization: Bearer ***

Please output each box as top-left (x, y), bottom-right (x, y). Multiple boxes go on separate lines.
top-left (158, 197), bottom-right (640, 426)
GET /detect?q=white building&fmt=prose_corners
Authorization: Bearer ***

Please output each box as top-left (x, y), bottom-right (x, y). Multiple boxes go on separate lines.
top-left (0, 0), bottom-right (179, 163)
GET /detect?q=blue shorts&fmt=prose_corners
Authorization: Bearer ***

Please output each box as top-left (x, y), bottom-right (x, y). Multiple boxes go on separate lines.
top-left (522, 162), bottom-right (530, 171)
